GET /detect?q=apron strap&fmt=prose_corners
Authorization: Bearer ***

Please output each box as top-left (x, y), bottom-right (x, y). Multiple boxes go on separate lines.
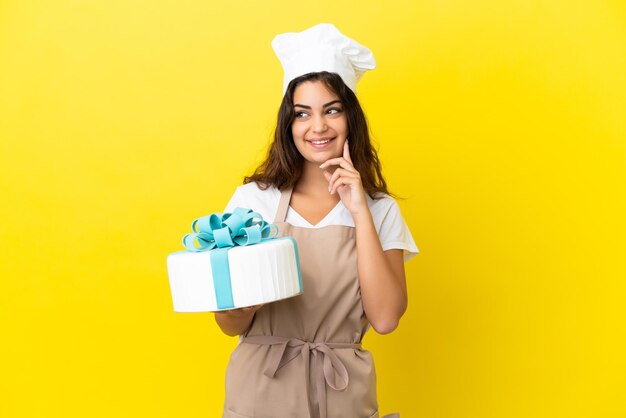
top-left (275, 187), bottom-right (293, 223)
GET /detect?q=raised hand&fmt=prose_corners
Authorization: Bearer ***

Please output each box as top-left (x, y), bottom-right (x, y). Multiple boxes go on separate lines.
top-left (319, 140), bottom-right (368, 216)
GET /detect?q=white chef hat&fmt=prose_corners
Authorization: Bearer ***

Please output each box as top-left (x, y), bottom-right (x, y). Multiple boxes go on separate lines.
top-left (271, 23), bottom-right (376, 94)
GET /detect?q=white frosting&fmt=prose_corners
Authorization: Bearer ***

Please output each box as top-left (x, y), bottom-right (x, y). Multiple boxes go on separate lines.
top-left (167, 238), bottom-right (302, 312)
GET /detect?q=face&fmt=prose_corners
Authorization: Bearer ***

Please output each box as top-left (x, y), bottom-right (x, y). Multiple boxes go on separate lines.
top-left (291, 81), bottom-right (348, 166)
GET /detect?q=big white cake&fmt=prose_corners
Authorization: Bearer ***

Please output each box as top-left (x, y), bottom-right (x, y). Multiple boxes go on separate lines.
top-left (167, 237), bottom-right (302, 312)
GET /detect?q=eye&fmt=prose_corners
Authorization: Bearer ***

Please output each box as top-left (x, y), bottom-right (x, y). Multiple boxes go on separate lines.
top-left (294, 111), bottom-right (309, 119)
top-left (327, 107), bottom-right (342, 115)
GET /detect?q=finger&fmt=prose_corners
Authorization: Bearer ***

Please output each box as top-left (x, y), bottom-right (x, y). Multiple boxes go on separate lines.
top-left (320, 157), bottom-right (354, 170)
top-left (343, 140), bottom-right (352, 163)
top-left (328, 169), bottom-right (360, 194)
top-left (327, 168), bottom-right (349, 192)
top-left (319, 157), bottom-right (355, 172)
top-left (330, 175), bottom-right (359, 195)
top-left (328, 168), bottom-right (358, 193)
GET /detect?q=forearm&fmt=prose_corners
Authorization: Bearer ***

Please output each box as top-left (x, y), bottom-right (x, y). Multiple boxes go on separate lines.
top-left (214, 308), bottom-right (257, 336)
top-left (354, 211), bottom-right (407, 334)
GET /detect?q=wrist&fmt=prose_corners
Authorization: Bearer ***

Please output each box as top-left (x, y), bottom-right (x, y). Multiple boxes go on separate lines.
top-left (352, 209), bottom-right (374, 227)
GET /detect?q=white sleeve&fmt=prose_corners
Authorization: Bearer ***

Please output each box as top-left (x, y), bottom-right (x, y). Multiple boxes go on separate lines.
top-left (375, 199), bottom-right (420, 262)
top-left (222, 183), bottom-right (279, 222)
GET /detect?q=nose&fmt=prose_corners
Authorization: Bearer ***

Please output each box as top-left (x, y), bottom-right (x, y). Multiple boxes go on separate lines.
top-left (311, 114), bottom-right (327, 133)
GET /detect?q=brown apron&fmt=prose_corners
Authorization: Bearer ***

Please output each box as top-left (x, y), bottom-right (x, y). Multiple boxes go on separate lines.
top-left (222, 188), bottom-right (399, 418)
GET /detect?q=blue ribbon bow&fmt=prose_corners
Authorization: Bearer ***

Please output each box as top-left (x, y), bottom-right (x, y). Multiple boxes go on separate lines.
top-left (180, 207), bottom-right (279, 310)
top-left (182, 207), bottom-right (278, 252)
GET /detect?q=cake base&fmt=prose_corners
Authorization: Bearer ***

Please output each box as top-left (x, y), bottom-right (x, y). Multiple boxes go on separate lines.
top-left (167, 237), bottom-right (302, 312)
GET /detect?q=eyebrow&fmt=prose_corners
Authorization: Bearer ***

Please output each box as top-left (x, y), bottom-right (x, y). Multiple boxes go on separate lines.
top-left (294, 100), bottom-right (342, 109)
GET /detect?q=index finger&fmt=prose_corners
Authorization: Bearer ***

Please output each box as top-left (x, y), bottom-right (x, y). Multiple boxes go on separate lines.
top-left (319, 157), bottom-right (355, 171)
top-left (343, 140), bottom-right (352, 163)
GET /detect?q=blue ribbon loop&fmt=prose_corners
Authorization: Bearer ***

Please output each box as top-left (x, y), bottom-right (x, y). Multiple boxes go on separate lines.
top-left (183, 207), bottom-right (278, 252)
top-left (181, 207), bottom-right (279, 310)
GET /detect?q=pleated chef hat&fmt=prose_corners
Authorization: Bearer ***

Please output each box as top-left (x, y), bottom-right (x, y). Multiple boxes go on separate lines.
top-left (272, 23), bottom-right (376, 94)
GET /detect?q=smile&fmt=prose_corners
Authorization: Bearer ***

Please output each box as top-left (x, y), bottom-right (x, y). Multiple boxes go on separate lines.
top-left (306, 137), bottom-right (334, 147)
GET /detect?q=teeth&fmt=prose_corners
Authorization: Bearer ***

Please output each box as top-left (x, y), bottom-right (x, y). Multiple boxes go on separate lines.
top-left (311, 139), bottom-right (330, 145)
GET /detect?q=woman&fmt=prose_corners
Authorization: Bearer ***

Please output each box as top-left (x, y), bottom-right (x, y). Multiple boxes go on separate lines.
top-left (216, 24), bottom-right (418, 418)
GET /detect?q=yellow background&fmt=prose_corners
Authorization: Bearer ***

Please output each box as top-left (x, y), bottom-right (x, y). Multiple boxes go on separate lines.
top-left (1, 1), bottom-right (625, 417)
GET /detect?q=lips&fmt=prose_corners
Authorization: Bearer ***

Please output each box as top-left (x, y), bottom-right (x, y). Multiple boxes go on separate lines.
top-left (306, 137), bottom-right (334, 148)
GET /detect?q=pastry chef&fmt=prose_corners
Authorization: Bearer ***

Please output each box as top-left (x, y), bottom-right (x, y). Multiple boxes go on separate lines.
top-left (216, 23), bottom-right (419, 418)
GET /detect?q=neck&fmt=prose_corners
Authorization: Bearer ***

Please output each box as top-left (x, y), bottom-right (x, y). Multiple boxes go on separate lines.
top-left (294, 160), bottom-right (336, 197)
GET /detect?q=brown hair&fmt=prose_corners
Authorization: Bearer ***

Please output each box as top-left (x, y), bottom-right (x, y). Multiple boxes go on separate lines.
top-left (244, 71), bottom-right (390, 198)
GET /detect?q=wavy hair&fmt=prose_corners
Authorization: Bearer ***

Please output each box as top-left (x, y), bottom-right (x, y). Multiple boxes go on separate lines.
top-left (244, 71), bottom-right (389, 198)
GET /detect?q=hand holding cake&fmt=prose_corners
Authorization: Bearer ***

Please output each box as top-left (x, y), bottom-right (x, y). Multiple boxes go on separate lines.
top-left (214, 304), bottom-right (264, 337)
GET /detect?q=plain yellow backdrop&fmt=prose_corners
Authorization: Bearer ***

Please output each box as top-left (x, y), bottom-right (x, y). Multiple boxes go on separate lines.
top-left (1, 1), bottom-right (625, 417)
